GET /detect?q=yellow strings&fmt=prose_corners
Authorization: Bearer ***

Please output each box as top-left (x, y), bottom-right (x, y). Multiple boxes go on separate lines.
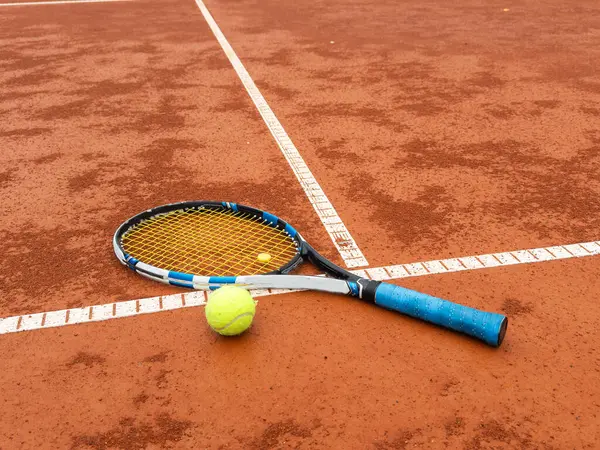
top-left (120, 208), bottom-right (299, 277)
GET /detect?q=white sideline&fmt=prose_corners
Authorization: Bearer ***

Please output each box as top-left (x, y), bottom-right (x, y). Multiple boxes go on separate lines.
top-left (1, 240), bottom-right (599, 335)
top-left (193, 0), bottom-right (368, 269)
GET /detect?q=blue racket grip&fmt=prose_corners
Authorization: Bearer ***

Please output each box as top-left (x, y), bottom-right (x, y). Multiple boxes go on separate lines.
top-left (374, 282), bottom-right (507, 346)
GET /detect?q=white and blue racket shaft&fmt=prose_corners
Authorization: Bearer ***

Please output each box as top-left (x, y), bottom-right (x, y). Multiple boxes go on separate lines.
top-left (113, 201), bottom-right (508, 347)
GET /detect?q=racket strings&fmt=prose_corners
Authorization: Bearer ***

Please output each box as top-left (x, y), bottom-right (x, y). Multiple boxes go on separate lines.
top-left (125, 209), bottom-right (280, 274)
top-left (196, 209), bottom-right (296, 274)
top-left (123, 209), bottom-right (293, 275)
top-left (120, 207), bottom-right (299, 277)
top-left (173, 209), bottom-right (287, 274)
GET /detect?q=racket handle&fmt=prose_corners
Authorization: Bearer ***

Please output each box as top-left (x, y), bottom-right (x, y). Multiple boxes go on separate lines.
top-left (374, 282), bottom-right (507, 346)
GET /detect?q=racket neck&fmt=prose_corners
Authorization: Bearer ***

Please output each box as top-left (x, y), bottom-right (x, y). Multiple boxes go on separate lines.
top-left (303, 245), bottom-right (355, 279)
top-left (302, 244), bottom-right (383, 302)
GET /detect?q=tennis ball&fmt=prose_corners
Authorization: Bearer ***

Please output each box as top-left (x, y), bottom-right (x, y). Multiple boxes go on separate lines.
top-left (205, 286), bottom-right (256, 336)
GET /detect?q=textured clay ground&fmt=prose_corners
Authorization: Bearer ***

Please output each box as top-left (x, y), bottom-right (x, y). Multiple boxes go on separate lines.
top-left (1, 0), bottom-right (599, 448)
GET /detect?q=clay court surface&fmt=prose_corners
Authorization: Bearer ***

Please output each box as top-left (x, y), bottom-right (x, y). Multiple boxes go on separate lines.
top-left (1, 0), bottom-right (600, 448)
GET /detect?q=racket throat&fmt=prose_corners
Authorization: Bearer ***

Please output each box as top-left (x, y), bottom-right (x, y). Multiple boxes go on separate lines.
top-left (303, 245), bottom-right (382, 302)
top-left (346, 279), bottom-right (381, 303)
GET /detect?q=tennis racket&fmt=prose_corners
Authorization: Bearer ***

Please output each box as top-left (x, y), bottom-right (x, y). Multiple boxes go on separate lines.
top-left (113, 201), bottom-right (507, 346)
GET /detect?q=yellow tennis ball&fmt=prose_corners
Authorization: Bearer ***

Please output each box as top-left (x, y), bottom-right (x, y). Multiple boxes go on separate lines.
top-left (205, 286), bottom-right (256, 336)
top-left (257, 253), bottom-right (272, 263)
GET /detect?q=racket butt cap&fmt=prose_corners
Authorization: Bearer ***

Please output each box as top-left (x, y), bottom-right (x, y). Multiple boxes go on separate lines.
top-left (496, 317), bottom-right (508, 346)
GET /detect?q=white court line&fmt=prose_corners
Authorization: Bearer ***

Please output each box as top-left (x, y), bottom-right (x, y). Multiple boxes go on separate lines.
top-left (0, 0), bottom-right (130, 6)
top-left (193, 0), bottom-right (368, 268)
top-left (1, 240), bottom-right (599, 335)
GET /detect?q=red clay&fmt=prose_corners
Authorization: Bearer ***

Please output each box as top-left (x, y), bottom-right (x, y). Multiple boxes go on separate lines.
top-left (0, 0), bottom-right (332, 316)
top-left (1, 259), bottom-right (600, 448)
top-left (1, 0), bottom-right (599, 448)
top-left (204, 0), bottom-right (600, 264)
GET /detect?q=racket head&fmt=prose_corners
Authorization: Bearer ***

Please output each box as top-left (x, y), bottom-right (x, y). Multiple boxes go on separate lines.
top-left (113, 201), bottom-right (306, 288)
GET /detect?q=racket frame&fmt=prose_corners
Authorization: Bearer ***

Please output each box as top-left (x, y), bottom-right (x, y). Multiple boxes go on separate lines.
top-left (113, 200), bottom-right (360, 290)
top-left (113, 200), bottom-right (507, 346)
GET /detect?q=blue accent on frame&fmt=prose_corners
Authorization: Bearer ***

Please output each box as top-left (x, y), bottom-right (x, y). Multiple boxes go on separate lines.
top-left (169, 271), bottom-right (194, 281)
top-left (347, 281), bottom-right (359, 297)
top-left (169, 279), bottom-right (194, 288)
top-left (208, 276), bottom-right (238, 291)
top-left (374, 283), bottom-right (506, 347)
top-left (221, 202), bottom-right (239, 212)
top-left (127, 256), bottom-right (139, 269)
top-left (208, 276), bottom-right (237, 284)
top-left (284, 223), bottom-right (297, 237)
top-left (263, 212), bottom-right (278, 226)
